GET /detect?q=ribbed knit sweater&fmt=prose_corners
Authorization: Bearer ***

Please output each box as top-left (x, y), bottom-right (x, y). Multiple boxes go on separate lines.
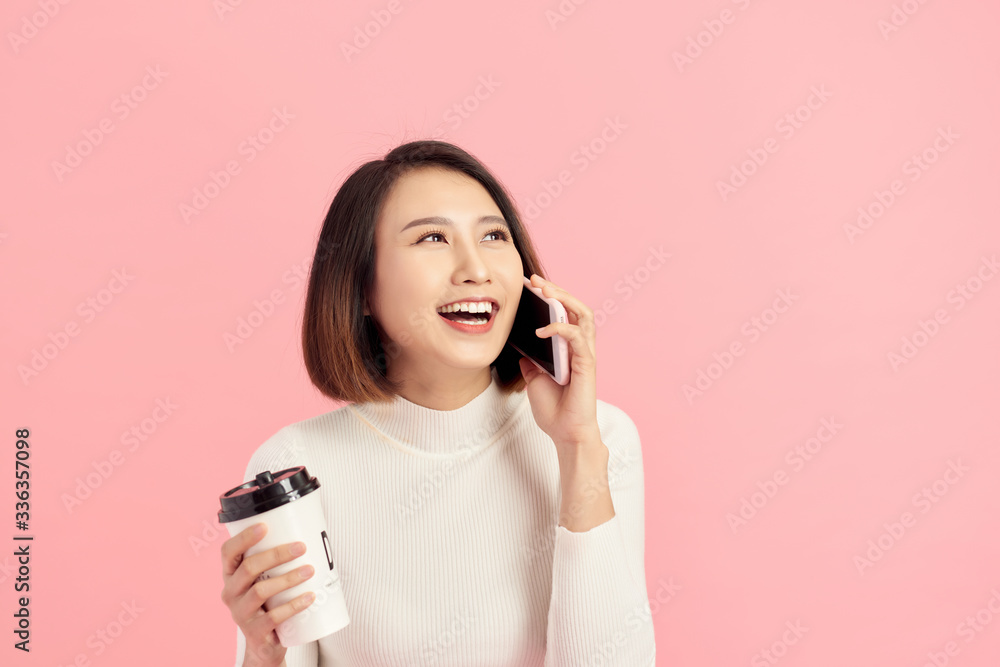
top-left (232, 368), bottom-right (655, 666)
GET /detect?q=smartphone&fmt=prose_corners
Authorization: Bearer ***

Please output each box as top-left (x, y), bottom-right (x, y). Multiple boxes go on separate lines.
top-left (506, 275), bottom-right (570, 385)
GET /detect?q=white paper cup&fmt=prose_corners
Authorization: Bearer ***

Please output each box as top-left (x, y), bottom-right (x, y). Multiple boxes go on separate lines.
top-left (219, 467), bottom-right (350, 646)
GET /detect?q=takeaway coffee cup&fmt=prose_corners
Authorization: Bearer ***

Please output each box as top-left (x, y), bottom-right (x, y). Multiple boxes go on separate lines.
top-left (218, 466), bottom-right (350, 646)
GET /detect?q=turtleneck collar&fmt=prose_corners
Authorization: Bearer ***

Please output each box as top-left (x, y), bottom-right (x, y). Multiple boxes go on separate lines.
top-left (348, 367), bottom-right (529, 457)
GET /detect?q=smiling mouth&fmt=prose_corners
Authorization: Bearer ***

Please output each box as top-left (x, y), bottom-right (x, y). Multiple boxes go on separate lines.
top-left (437, 308), bottom-right (496, 325)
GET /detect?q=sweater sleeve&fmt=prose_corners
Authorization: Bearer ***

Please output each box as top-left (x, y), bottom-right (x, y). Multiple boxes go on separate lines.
top-left (544, 404), bottom-right (656, 667)
top-left (231, 427), bottom-right (321, 667)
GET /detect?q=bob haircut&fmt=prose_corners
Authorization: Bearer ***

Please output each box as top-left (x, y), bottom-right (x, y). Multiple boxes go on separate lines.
top-left (302, 140), bottom-right (550, 404)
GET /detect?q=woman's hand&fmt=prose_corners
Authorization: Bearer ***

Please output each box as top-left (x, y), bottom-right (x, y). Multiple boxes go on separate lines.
top-left (519, 274), bottom-right (615, 531)
top-left (518, 273), bottom-right (604, 460)
top-left (220, 523), bottom-right (316, 667)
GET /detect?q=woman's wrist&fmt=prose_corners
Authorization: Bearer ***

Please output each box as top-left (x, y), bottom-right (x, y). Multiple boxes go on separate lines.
top-left (557, 440), bottom-right (616, 532)
top-left (242, 644), bottom-right (286, 667)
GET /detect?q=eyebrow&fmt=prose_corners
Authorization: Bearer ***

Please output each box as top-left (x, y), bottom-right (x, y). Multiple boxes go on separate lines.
top-left (398, 215), bottom-right (509, 235)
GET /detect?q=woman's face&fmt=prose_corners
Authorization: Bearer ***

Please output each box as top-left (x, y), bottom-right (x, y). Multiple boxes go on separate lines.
top-left (367, 166), bottom-right (524, 385)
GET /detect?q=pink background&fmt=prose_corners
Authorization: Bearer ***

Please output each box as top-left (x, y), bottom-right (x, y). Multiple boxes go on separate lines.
top-left (3, 0), bottom-right (999, 665)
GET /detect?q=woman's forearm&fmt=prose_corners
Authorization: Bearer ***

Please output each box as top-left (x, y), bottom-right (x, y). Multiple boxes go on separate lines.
top-left (557, 439), bottom-right (616, 532)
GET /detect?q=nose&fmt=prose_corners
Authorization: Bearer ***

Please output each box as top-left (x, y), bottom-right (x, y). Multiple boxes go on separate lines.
top-left (451, 236), bottom-right (491, 284)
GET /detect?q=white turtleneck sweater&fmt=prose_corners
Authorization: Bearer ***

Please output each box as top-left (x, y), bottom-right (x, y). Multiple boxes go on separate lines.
top-left (231, 368), bottom-right (655, 666)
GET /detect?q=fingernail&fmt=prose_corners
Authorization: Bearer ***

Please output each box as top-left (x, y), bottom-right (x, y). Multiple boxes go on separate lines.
top-left (290, 542), bottom-right (306, 556)
top-left (253, 524), bottom-right (265, 536)
top-left (298, 564), bottom-right (314, 578)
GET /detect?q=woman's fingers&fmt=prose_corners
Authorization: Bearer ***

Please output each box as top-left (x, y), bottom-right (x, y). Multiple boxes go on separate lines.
top-left (219, 522), bottom-right (316, 666)
top-left (241, 540), bottom-right (307, 586)
top-left (531, 274), bottom-right (594, 325)
top-left (232, 561), bottom-right (315, 625)
top-left (225, 539), bottom-right (307, 607)
top-left (243, 591), bottom-right (317, 653)
top-left (221, 523), bottom-right (266, 578)
top-left (537, 321), bottom-right (595, 372)
top-left (530, 274), bottom-right (596, 356)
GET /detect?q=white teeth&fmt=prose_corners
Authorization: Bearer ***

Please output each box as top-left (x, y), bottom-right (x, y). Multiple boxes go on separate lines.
top-left (437, 301), bottom-right (493, 314)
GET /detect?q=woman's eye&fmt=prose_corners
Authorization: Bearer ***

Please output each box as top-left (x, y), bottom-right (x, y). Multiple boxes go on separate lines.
top-left (417, 230), bottom-right (509, 244)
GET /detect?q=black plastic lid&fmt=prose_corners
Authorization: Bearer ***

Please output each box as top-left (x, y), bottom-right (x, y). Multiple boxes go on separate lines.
top-left (218, 466), bottom-right (320, 523)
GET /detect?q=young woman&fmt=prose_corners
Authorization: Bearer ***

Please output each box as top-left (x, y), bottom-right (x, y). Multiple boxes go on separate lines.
top-left (219, 141), bottom-right (655, 666)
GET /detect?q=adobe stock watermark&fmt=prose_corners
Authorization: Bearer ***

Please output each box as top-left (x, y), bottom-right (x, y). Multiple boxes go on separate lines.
top-left (843, 126), bottom-right (958, 244)
top-left (520, 116), bottom-right (627, 227)
top-left (55, 600), bottom-right (144, 666)
top-left (392, 388), bottom-right (636, 522)
top-left (726, 417), bottom-right (843, 534)
top-left (61, 398), bottom-right (179, 513)
top-left (50, 65), bottom-right (168, 183)
top-left (716, 85), bottom-right (832, 202)
top-left (672, 0), bottom-right (759, 73)
top-left (917, 588), bottom-right (1000, 667)
top-left (224, 287), bottom-right (290, 352)
top-left (394, 427), bottom-right (490, 520)
top-left (7, 0), bottom-right (74, 55)
top-left (191, 511), bottom-right (233, 558)
top-left (682, 288), bottom-right (799, 404)
top-left (179, 106), bottom-right (294, 224)
top-left (418, 609), bottom-right (474, 664)
top-left (583, 577), bottom-right (681, 666)
top-left (520, 442), bottom-right (639, 563)
top-left (260, 567), bottom-right (355, 665)
top-left (751, 619), bottom-right (808, 667)
top-left (0, 556), bottom-right (15, 585)
top-left (224, 238), bottom-right (340, 352)
top-left (878, 0), bottom-right (933, 40)
top-left (213, 0), bottom-right (251, 21)
top-left (190, 505), bottom-right (248, 559)
top-left (887, 254), bottom-right (997, 371)
top-left (853, 458), bottom-right (969, 575)
top-left (18, 267), bottom-right (136, 385)
top-left (340, 0), bottom-right (411, 63)
top-left (592, 246), bottom-right (671, 330)
top-left (429, 75), bottom-right (501, 139)
top-left (544, 0), bottom-right (591, 30)
top-left (190, 436), bottom-right (309, 557)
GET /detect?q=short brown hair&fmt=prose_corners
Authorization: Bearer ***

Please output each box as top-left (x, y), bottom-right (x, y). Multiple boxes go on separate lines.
top-left (302, 140), bottom-right (548, 404)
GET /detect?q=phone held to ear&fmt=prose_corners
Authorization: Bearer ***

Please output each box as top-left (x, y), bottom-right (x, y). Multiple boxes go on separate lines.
top-left (507, 275), bottom-right (570, 386)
